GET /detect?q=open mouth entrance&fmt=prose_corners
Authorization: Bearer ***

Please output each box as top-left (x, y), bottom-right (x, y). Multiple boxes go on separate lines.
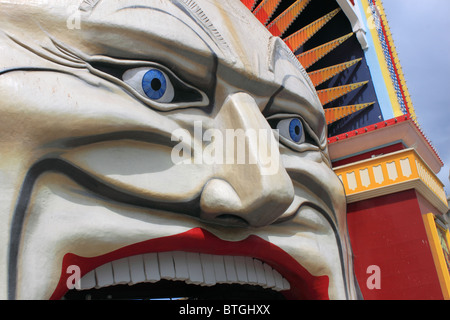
top-left (62, 280), bottom-right (286, 300)
top-left (50, 229), bottom-right (331, 300)
top-left (61, 252), bottom-right (290, 300)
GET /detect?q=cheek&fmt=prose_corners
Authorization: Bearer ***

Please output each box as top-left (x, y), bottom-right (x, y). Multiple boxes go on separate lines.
top-left (281, 150), bottom-right (325, 167)
top-left (0, 71), bottom-right (180, 147)
top-left (280, 151), bottom-right (347, 218)
top-left (61, 140), bottom-right (214, 200)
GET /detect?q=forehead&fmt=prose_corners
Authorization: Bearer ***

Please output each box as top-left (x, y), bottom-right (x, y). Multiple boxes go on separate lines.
top-left (0, 0), bottom-right (324, 135)
top-left (92, 0), bottom-right (282, 80)
top-left (1, 0), bottom-right (305, 83)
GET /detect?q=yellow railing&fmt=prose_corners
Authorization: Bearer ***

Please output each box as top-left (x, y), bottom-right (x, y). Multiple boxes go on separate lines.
top-left (334, 148), bottom-right (448, 210)
top-left (415, 157), bottom-right (448, 206)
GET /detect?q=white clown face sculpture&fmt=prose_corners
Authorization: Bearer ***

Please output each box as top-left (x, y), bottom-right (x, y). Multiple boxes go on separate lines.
top-left (0, 0), bottom-right (361, 299)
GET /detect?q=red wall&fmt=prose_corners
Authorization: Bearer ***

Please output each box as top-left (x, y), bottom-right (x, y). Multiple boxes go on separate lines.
top-left (347, 189), bottom-right (443, 300)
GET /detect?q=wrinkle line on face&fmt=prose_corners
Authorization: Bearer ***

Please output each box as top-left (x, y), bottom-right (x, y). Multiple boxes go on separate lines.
top-left (272, 198), bottom-right (349, 300)
top-left (8, 157), bottom-right (205, 299)
top-left (3, 33), bottom-right (86, 70)
top-left (298, 202), bottom-right (349, 300)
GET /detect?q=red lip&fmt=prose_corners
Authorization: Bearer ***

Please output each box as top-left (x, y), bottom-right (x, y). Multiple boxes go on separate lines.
top-left (50, 228), bottom-right (329, 300)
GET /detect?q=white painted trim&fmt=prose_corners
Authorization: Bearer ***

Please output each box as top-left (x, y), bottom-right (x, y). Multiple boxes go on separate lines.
top-left (331, 140), bottom-right (406, 164)
top-left (329, 120), bottom-right (443, 174)
top-left (346, 179), bottom-right (449, 214)
top-left (336, 0), bottom-right (369, 49)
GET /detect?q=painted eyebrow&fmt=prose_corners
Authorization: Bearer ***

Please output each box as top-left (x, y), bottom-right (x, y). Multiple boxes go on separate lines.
top-left (263, 79), bottom-right (327, 145)
top-left (264, 74), bottom-right (323, 119)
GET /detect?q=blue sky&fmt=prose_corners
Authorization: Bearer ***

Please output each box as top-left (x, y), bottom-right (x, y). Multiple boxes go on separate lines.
top-left (382, 0), bottom-right (450, 196)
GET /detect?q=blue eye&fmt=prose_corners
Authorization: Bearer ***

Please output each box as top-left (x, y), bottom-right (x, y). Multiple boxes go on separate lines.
top-left (276, 118), bottom-right (305, 144)
top-left (142, 69), bottom-right (167, 100)
top-left (288, 118), bottom-right (303, 143)
top-left (122, 67), bottom-right (175, 103)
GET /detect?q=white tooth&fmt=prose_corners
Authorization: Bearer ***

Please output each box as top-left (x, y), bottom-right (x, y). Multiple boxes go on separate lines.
top-left (186, 252), bottom-right (204, 285)
top-left (273, 269), bottom-right (284, 291)
top-left (112, 258), bottom-right (131, 285)
top-left (282, 278), bottom-right (291, 290)
top-left (95, 262), bottom-right (114, 288)
top-left (79, 270), bottom-right (96, 290)
top-left (200, 254), bottom-right (216, 286)
top-left (234, 256), bottom-right (248, 283)
top-left (245, 257), bottom-right (258, 285)
top-left (172, 251), bottom-right (189, 281)
top-left (263, 263), bottom-right (275, 288)
top-left (253, 259), bottom-right (267, 287)
top-left (143, 253), bottom-right (160, 283)
top-left (223, 256), bottom-right (238, 283)
top-left (89, 252), bottom-right (290, 293)
top-left (128, 255), bottom-right (146, 285)
top-left (158, 252), bottom-right (176, 280)
top-left (212, 255), bottom-right (227, 283)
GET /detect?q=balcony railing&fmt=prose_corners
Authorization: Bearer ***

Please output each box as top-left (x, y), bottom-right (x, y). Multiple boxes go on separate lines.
top-left (333, 148), bottom-right (448, 213)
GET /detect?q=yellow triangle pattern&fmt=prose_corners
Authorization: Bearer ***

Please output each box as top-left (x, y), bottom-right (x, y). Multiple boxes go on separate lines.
top-left (253, 0), bottom-right (284, 26)
top-left (296, 32), bottom-right (353, 69)
top-left (325, 102), bottom-right (375, 125)
top-left (238, 0), bottom-right (376, 126)
top-left (317, 81), bottom-right (368, 105)
top-left (266, 0), bottom-right (312, 37)
top-left (308, 58), bottom-right (362, 87)
top-left (284, 8), bottom-right (341, 52)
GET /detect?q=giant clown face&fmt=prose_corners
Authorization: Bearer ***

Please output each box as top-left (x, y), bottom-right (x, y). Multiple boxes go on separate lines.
top-left (0, 0), bottom-right (361, 299)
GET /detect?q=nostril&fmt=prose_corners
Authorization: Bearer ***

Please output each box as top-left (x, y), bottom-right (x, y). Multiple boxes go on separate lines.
top-left (199, 177), bottom-right (293, 228)
top-left (214, 214), bottom-right (249, 228)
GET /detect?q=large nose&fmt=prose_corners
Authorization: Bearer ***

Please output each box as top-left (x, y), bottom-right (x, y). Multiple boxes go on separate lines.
top-left (199, 92), bottom-right (295, 228)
